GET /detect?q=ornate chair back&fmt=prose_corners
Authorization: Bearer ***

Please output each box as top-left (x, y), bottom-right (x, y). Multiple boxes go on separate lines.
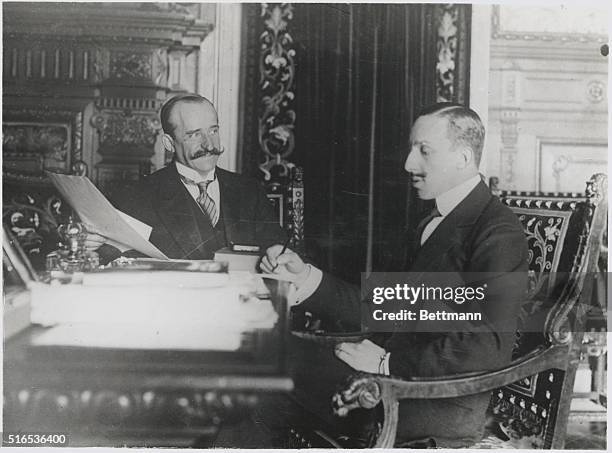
top-left (488, 173), bottom-right (607, 448)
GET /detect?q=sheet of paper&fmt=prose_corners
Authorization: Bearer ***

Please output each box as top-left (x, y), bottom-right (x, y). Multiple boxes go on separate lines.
top-left (117, 210), bottom-right (152, 240)
top-left (108, 210), bottom-right (153, 252)
top-left (47, 172), bottom-right (168, 259)
top-left (33, 323), bottom-right (243, 351)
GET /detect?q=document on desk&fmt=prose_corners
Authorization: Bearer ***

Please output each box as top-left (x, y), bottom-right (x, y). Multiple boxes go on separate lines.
top-left (48, 172), bottom-right (168, 259)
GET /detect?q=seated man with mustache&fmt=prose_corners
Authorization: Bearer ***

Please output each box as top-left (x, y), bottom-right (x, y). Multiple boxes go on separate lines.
top-left (87, 94), bottom-right (286, 260)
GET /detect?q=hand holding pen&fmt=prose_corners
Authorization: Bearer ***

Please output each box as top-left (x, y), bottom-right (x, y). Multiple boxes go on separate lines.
top-left (260, 238), bottom-right (306, 277)
top-left (271, 236), bottom-right (292, 271)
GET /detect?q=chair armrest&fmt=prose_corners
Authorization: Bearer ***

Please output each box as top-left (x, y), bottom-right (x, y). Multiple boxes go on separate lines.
top-left (387, 344), bottom-right (569, 399)
top-left (334, 344), bottom-right (566, 411)
top-left (331, 344), bottom-right (568, 448)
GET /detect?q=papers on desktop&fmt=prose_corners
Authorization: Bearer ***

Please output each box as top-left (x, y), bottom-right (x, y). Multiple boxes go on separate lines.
top-left (33, 323), bottom-right (245, 351)
top-left (47, 172), bottom-right (167, 259)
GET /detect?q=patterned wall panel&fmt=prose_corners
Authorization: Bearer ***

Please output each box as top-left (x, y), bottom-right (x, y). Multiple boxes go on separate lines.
top-left (258, 3), bottom-right (297, 188)
top-left (240, 3), bottom-right (303, 248)
top-left (435, 4), bottom-right (471, 104)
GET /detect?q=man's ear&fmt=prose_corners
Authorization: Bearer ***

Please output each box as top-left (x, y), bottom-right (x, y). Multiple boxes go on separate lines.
top-left (161, 133), bottom-right (174, 153)
top-left (456, 146), bottom-right (474, 169)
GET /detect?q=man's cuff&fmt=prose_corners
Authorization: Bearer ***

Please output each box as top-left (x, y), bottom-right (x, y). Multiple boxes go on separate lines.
top-left (292, 264), bottom-right (323, 305)
top-left (382, 352), bottom-right (391, 375)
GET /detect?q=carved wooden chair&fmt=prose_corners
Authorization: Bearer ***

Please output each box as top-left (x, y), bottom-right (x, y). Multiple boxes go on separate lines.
top-left (288, 173), bottom-right (607, 449)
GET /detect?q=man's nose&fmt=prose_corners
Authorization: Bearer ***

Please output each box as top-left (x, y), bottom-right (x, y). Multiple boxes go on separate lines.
top-left (201, 133), bottom-right (215, 150)
top-left (404, 149), bottom-right (418, 173)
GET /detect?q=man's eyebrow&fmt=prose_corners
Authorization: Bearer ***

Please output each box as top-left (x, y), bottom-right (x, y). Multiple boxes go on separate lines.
top-left (184, 128), bottom-right (201, 134)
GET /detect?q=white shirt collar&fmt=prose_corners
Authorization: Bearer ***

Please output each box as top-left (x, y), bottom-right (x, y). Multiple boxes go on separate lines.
top-left (175, 161), bottom-right (216, 183)
top-left (435, 174), bottom-right (481, 216)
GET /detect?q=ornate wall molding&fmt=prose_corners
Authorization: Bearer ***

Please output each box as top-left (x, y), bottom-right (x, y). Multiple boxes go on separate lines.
top-left (258, 3), bottom-right (297, 189)
top-left (500, 109), bottom-right (520, 189)
top-left (3, 3), bottom-right (213, 45)
top-left (586, 80), bottom-right (605, 104)
top-left (435, 4), bottom-right (471, 104)
top-left (491, 5), bottom-right (607, 43)
top-left (91, 98), bottom-right (162, 155)
top-left (91, 97), bottom-right (163, 193)
top-left (3, 3), bottom-right (214, 192)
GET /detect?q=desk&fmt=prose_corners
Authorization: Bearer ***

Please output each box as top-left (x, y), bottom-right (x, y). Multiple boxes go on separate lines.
top-left (3, 280), bottom-right (293, 448)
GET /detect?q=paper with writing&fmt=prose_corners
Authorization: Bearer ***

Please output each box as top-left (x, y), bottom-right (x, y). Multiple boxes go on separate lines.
top-left (47, 172), bottom-right (168, 259)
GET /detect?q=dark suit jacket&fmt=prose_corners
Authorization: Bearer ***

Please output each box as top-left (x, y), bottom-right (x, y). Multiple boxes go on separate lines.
top-left (107, 163), bottom-right (287, 260)
top-left (297, 181), bottom-right (529, 447)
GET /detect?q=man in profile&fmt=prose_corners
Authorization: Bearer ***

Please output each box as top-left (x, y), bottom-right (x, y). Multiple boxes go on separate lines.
top-left (262, 103), bottom-right (528, 447)
top-left (87, 94), bottom-right (286, 260)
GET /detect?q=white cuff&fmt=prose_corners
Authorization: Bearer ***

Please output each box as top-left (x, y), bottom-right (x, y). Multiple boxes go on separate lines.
top-left (291, 264), bottom-right (323, 305)
top-left (381, 352), bottom-right (391, 375)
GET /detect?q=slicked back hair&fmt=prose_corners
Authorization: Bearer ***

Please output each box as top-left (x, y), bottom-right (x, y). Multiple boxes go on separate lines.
top-left (419, 102), bottom-right (485, 166)
top-left (160, 94), bottom-right (214, 139)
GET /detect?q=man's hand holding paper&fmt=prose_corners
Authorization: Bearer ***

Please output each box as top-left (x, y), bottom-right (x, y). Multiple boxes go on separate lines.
top-left (47, 171), bottom-right (166, 259)
top-left (83, 210), bottom-right (153, 255)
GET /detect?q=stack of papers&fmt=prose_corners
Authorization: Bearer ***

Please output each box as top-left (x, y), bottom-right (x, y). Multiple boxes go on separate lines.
top-left (29, 271), bottom-right (278, 351)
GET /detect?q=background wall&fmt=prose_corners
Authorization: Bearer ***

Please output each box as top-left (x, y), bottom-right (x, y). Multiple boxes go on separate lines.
top-left (237, 4), bottom-right (472, 280)
top-left (480, 5), bottom-right (608, 192)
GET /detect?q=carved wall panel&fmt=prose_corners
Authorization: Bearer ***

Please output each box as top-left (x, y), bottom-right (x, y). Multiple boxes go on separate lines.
top-left (539, 141), bottom-right (607, 193)
top-left (258, 3), bottom-right (297, 192)
top-left (435, 4), bottom-right (471, 104)
top-left (3, 2), bottom-right (214, 194)
top-left (3, 107), bottom-right (85, 184)
top-left (244, 3), bottom-right (304, 248)
top-left (484, 5), bottom-right (607, 191)
top-left (91, 97), bottom-right (163, 194)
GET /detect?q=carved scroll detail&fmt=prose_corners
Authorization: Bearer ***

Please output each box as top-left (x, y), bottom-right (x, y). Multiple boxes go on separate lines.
top-left (258, 3), bottom-right (296, 185)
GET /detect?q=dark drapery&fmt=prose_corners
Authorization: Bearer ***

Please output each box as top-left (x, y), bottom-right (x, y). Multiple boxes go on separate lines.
top-left (239, 4), bottom-right (471, 282)
top-left (291, 4), bottom-right (439, 281)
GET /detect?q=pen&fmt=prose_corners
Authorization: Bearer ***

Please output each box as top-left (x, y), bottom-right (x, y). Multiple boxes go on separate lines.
top-left (272, 236), bottom-right (292, 272)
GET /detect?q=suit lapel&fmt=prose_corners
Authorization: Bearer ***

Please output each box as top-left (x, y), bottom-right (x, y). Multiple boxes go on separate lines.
top-left (410, 181), bottom-right (492, 271)
top-left (155, 163), bottom-right (205, 258)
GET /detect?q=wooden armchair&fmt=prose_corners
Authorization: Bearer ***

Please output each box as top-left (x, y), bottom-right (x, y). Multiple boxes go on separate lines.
top-left (290, 173), bottom-right (607, 449)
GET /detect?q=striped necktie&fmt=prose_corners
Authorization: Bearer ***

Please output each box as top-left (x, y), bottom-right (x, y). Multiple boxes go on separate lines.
top-left (179, 174), bottom-right (219, 226)
top-left (195, 180), bottom-right (219, 226)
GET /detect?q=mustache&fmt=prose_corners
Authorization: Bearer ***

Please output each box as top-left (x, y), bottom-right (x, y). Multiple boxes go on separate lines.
top-left (409, 172), bottom-right (426, 178)
top-left (191, 146), bottom-right (225, 159)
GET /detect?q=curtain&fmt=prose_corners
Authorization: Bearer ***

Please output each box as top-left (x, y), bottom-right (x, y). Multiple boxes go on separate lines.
top-left (291, 4), bottom-right (439, 282)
